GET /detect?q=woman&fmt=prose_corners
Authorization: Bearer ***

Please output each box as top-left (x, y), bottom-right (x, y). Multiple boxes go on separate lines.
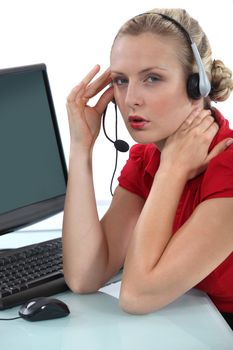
top-left (62, 9), bottom-right (233, 329)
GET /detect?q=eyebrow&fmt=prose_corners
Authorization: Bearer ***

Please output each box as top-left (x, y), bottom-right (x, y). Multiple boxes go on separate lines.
top-left (111, 66), bottom-right (168, 75)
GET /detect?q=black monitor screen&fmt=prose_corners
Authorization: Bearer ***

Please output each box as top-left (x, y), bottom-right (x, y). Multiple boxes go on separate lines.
top-left (0, 64), bottom-right (67, 235)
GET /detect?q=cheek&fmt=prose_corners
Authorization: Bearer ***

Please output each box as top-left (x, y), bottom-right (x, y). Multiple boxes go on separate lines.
top-left (153, 81), bottom-right (188, 106)
top-left (152, 82), bottom-right (191, 115)
top-left (158, 102), bottom-right (192, 134)
top-left (149, 92), bottom-right (192, 135)
top-left (114, 93), bottom-right (128, 120)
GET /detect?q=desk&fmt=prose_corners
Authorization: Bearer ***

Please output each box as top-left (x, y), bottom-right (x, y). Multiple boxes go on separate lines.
top-left (1, 229), bottom-right (233, 350)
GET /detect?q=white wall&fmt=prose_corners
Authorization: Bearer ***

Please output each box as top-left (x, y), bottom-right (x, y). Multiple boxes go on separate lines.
top-left (1, 0), bottom-right (232, 201)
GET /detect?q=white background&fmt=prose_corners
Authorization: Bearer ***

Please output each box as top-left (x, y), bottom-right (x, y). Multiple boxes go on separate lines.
top-left (1, 0), bottom-right (232, 203)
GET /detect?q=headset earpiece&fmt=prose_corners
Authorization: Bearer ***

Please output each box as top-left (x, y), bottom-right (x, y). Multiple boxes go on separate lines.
top-left (187, 73), bottom-right (201, 100)
top-left (152, 13), bottom-right (211, 100)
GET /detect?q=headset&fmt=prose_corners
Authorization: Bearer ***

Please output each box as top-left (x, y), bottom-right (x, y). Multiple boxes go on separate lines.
top-left (102, 100), bottom-right (129, 196)
top-left (103, 12), bottom-right (211, 195)
top-left (155, 13), bottom-right (211, 99)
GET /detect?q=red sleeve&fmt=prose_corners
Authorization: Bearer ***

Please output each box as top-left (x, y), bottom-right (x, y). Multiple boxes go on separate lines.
top-left (200, 145), bottom-right (233, 201)
top-left (118, 144), bottom-right (146, 198)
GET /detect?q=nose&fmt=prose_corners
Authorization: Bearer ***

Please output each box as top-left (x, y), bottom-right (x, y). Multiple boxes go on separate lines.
top-left (125, 82), bottom-right (143, 109)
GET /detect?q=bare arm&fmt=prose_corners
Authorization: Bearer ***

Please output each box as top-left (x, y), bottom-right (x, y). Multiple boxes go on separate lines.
top-left (62, 66), bottom-right (144, 292)
top-left (62, 65), bottom-right (112, 292)
top-left (119, 109), bottom-right (233, 313)
top-left (63, 154), bottom-right (144, 292)
top-left (62, 147), bottom-right (106, 292)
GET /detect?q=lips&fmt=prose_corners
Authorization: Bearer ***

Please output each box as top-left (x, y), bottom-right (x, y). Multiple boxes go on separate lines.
top-left (128, 116), bottom-right (149, 129)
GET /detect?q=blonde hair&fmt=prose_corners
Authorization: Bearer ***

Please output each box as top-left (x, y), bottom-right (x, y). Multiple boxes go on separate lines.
top-left (112, 8), bottom-right (233, 102)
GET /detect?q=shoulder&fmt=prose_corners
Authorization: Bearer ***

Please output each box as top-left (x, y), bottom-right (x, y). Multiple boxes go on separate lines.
top-left (128, 143), bottom-right (157, 159)
top-left (124, 143), bottom-right (160, 177)
top-left (118, 144), bottom-right (159, 198)
top-left (127, 143), bottom-right (159, 169)
top-left (201, 144), bottom-right (233, 201)
top-left (209, 142), bottom-right (233, 168)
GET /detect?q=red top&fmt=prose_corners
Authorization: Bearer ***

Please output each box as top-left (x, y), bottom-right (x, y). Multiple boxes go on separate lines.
top-left (118, 109), bottom-right (233, 312)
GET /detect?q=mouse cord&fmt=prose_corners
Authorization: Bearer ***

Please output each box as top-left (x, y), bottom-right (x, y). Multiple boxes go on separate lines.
top-left (0, 316), bottom-right (21, 320)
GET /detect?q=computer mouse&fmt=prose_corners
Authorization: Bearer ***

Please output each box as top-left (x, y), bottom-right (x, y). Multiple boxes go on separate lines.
top-left (18, 297), bottom-right (70, 321)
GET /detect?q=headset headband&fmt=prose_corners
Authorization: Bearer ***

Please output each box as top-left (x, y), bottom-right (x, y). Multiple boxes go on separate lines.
top-left (135, 12), bottom-right (211, 97)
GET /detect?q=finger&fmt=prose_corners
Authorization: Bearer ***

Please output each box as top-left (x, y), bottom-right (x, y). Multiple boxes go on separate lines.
top-left (206, 138), bottom-right (233, 162)
top-left (84, 68), bottom-right (111, 99)
top-left (180, 108), bottom-right (202, 130)
top-left (94, 86), bottom-right (114, 115)
top-left (67, 81), bottom-right (85, 104)
top-left (200, 122), bottom-right (219, 156)
top-left (205, 120), bottom-right (219, 138)
top-left (92, 77), bottom-right (112, 96)
top-left (67, 65), bottom-right (102, 105)
top-left (180, 109), bottom-right (211, 131)
top-left (66, 66), bottom-right (112, 113)
top-left (190, 109), bottom-right (212, 128)
top-left (195, 115), bottom-right (215, 133)
top-left (82, 64), bottom-right (101, 86)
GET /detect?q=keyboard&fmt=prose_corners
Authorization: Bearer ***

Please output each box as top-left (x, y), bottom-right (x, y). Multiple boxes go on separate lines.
top-left (0, 237), bottom-right (68, 309)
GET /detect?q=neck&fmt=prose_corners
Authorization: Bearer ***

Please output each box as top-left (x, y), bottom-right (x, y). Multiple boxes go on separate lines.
top-left (154, 139), bottom-right (165, 152)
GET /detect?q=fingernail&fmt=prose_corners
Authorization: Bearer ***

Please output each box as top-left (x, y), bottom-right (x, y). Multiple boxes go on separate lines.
top-left (225, 139), bottom-right (233, 147)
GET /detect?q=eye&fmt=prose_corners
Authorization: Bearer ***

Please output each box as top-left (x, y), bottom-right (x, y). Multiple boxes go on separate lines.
top-left (145, 75), bottom-right (160, 83)
top-left (112, 76), bottom-right (128, 86)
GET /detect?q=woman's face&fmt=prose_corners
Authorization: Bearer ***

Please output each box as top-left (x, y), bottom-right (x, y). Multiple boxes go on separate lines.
top-left (110, 32), bottom-right (200, 149)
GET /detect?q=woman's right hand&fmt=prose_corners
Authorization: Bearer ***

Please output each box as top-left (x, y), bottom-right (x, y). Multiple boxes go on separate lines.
top-left (66, 65), bottom-right (114, 151)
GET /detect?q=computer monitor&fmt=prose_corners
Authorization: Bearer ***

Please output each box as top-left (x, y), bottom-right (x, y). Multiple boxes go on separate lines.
top-left (0, 63), bottom-right (67, 235)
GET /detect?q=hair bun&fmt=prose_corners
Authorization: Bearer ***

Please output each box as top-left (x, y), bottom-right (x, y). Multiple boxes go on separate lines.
top-left (210, 59), bottom-right (233, 102)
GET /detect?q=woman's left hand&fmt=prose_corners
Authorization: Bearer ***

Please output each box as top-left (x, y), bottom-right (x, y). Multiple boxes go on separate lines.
top-left (159, 108), bottom-right (233, 180)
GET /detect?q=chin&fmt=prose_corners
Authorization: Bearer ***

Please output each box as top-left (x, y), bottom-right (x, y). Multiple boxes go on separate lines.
top-left (130, 132), bottom-right (167, 146)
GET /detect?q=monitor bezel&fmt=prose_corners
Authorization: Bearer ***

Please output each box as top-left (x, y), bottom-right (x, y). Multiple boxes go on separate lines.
top-left (0, 63), bottom-right (67, 235)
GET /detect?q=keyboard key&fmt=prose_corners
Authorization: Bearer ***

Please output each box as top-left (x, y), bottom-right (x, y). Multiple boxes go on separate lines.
top-left (0, 237), bottom-right (69, 309)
